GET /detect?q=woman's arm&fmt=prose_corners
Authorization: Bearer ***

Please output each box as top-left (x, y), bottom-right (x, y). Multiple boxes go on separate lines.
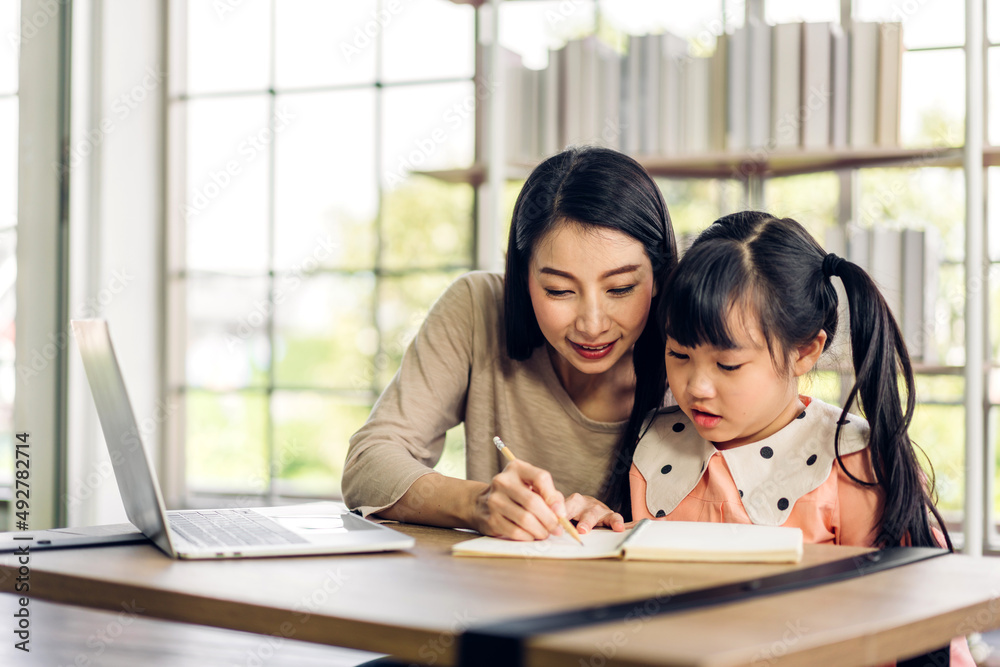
top-left (344, 272), bottom-right (624, 539)
top-left (372, 473), bottom-right (487, 528)
top-left (342, 275), bottom-right (483, 518)
top-left (343, 273), bottom-right (582, 539)
top-left (377, 461), bottom-right (582, 540)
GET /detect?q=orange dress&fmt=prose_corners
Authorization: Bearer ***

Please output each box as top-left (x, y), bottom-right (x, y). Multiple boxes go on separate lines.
top-left (629, 396), bottom-right (973, 666)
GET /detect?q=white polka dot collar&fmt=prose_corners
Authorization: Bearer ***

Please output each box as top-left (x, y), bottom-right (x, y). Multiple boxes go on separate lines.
top-left (633, 397), bottom-right (870, 526)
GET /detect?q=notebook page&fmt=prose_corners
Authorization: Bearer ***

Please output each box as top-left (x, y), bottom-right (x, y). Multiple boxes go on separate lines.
top-left (451, 528), bottom-right (630, 559)
top-left (622, 520), bottom-right (803, 563)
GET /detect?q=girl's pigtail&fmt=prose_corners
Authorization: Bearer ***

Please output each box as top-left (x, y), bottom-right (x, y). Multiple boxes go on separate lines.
top-left (834, 259), bottom-right (951, 549)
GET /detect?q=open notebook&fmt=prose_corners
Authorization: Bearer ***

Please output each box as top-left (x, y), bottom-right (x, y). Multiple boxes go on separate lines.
top-left (452, 519), bottom-right (803, 563)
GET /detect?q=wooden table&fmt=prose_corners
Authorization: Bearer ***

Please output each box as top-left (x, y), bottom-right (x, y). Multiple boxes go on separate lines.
top-left (0, 595), bottom-right (382, 666)
top-left (2, 523), bottom-right (999, 666)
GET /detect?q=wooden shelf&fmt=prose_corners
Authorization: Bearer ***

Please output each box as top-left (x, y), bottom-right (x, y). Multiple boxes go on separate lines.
top-left (986, 146), bottom-right (1000, 167)
top-left (636, 146), bottom-right (966, 179)
top-left (414, 165), bottom-right (485, 186)
top-left (815, 361), bottom-right (1000, 377)
top-left (415, 146), bottom-right (998, 185)
top-left (413, 164), bottom-right (528, 187)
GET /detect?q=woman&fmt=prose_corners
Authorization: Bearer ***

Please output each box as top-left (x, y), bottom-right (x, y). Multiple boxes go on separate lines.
top-left (342, 146), bottom-right (676, 540)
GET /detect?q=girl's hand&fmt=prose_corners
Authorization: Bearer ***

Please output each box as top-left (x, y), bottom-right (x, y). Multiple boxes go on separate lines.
top-left (471, 460), bottom-right (569, 541)
top-left (564, 494), bottom-right (626, 534)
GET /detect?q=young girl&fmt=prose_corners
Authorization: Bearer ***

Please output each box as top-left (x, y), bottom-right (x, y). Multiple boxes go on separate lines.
top-left (612, 210), bottom-right (972, 664)
top-left (344, 146), bottom-right (677, 541)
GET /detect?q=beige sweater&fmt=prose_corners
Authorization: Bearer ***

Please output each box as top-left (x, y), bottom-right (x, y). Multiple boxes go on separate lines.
top-left (342, 271), bottom-right (624, 518)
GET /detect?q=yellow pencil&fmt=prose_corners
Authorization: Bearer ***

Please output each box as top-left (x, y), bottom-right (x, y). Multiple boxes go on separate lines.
top-left (493, 436), bottom-right (584, 546)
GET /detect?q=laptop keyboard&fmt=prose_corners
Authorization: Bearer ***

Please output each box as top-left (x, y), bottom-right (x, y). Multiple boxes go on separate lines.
top-left (168, 509), bottom-right (309, 549)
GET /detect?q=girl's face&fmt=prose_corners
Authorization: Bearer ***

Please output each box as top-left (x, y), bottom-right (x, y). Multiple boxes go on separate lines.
top-left (664, 308), bottom-right (822, 449)
top-left (527, 221), bottom-right (656, 380)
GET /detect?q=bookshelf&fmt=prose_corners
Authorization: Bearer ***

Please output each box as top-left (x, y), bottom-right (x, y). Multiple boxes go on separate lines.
top-left (427, 3), bottom-right (998, 186)
top-left (422, 146), bottom-right (1000, 184)
top-left (436, 0), bottom-right (994, 555)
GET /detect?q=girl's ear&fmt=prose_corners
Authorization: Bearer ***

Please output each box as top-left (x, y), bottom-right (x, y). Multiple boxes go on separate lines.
top-left (792, 330), bottom-right (827, 377)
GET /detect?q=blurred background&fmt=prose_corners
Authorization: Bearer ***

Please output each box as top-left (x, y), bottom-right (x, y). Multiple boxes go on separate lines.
top-left (2, 0), bottom-right (1000, 559)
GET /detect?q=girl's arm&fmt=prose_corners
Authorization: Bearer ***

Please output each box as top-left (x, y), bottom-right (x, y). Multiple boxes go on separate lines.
top-left (835, 448), bottom-right (883, 547)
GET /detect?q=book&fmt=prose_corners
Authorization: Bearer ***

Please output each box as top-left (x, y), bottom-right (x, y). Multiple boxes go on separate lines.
top-left (902, 227), bottom-right (939, 364)
top-left (597, 38), bottom-right (622, 150)
top-left (640, 33), bottom-right (661, 154)
top-left (541, 47), bottom-right (561, 156)
top-left (500, 46), bottom-right (524, 164)
top-left (562, 39), bottom-right (583, 145)
top-left (519, 66), bottom-right (540, 161)
top-left (802, 22), bottom-right (834, 150)
top-left (849, 21), bottom-right (879, 148)
top-left (830, 22), bottom-right (849, 148)
top-left (870, 227), bottom-right (904, 322)
top-left (747, 19), bottom-right (772, 150)
top-left (451, 519), bottom-right (804, 564)
top-left (725, 26), bottom-right (748, 152)
top-left (681, 56), bottom-right (712, 155)
top-left (708, 34), bottom-right (728, 152)
top-left (622, 34), bottom-right (643, 154)
top-left (771, 22), bottom-right (802, 149)
top-left (877, 22), bottom-right (903, 147)
top-left (579, 35), bottom-right (600, 145)
top-left (847, 223), bottom-right (871, 273)
top-left (659, 31), bottom-right (688, 156)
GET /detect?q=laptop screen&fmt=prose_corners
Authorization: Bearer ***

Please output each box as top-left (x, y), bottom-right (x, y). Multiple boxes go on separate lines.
top-left (72, 320), bottom-right (174, 556)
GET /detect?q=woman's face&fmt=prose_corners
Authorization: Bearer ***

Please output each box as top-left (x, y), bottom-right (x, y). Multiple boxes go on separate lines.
top-left (527, 221), bottom-right (656, 379)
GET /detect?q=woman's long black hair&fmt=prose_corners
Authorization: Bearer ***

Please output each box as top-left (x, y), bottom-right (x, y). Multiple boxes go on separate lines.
top-left (613, 210), bottom-right (948, 547)
top-left (503, 146), bottom-right (678, 518)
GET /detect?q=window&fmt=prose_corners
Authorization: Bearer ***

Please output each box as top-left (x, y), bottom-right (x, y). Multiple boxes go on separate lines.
top-left (0, 2), bottom-right (19, 497)
top-left (988, 165), bottom-right (1000, 537)
top-left (167, 0), bottom-right (475, 502)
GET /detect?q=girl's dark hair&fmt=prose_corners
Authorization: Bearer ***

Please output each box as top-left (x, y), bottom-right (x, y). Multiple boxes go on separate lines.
top-left (643, 210), bottom-right (948, 548)
top-left (503, 146), bottom-right (678, 519)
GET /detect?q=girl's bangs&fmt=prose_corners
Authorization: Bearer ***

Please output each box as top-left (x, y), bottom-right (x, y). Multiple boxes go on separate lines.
top-left (662, 243), bottom-right (754, 351)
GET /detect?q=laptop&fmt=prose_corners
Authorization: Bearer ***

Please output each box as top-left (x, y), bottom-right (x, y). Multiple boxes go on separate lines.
top-left (71, 319), bottom-right (415, 559)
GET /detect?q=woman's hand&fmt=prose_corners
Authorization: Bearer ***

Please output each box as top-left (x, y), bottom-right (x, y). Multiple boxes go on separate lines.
top-left (564, 493), bottom-right (625, 534)
top-left (471, 460), bottom-right (570, 541)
